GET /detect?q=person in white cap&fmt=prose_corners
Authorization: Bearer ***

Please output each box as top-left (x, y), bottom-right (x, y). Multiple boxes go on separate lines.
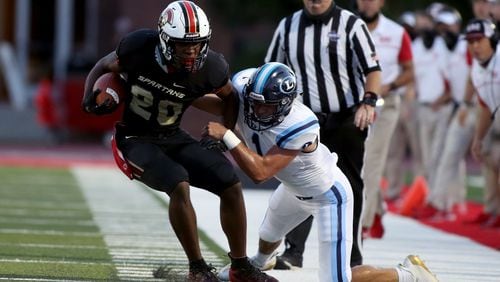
top-left (426, 7), bottom-right (475, 221)
top-left (410, 10), bottom-right (453, 219)
top-left (427, 2), bottom-right (447, 21)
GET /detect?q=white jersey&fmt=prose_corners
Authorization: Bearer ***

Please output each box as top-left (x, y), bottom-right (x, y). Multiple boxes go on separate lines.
top-left (371, 14), bottom-right (413, 85)
top-left (412, 36), bottom-right (449, 103)
top-left (232, 68), bottom-right (343, 197)
top-left (471, 49), bottom-right (500, 114)
top-left (445, 39), bottom-right (470, 103)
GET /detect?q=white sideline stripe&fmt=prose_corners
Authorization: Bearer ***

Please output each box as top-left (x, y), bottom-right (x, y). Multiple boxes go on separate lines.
top-left (118, 272), bottom-right (154, 276)
top-left (0, 258), bottom-right (113, 266)
top-left (0, 242), bottom-right (105, 249)
top-left (117, 268), bottom-right (156, 272)
top-left (73, 167), bottom-right (226, 282)
top-left (110, 253), bottom-right (184, 259)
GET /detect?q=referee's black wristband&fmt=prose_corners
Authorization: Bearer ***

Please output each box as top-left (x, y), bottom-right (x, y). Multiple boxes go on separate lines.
top-left (361, 91), bottom-right (378, 107)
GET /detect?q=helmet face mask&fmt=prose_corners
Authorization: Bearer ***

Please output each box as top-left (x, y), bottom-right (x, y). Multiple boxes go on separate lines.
top-left (171, 41), bottom-right (204, 71)
top-left (244, 63), bottom-right (298, 131)
top-left (158, 1), bottom-right (211, 72)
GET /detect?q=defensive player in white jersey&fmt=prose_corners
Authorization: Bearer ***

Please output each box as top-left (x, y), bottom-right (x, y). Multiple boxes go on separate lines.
top-left (202, 62), bottom-right (438, 282)
top-left (467, 19), bottom-right (500, 227)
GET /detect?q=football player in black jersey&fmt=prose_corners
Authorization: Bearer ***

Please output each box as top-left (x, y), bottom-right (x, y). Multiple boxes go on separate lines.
top-left (81, 1), bottom-right (277, 281)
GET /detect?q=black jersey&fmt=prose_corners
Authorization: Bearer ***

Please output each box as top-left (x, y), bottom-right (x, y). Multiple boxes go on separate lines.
top-left (116, 29), bottom-right (230, 135)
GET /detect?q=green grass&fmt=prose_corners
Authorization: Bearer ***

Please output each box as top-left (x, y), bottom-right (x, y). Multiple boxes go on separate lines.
top-left (0, 166), bottom-right (118, 280)
top-left (0, 165), bottom-right (228, 280)
top-left (0, 262), bottom-right (116, 280)
top-left (0, 221), bottom-right (99, 232)
top-left (0, 244), bottom-right (111, 261)
top-left (0, 233), bottom-right (107, 246)
top-left (466, 182), bottom-right (484, 203)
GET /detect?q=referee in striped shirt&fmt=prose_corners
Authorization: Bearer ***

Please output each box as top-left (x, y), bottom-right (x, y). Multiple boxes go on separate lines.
top-left (265, 0), bottom-right (381, 268)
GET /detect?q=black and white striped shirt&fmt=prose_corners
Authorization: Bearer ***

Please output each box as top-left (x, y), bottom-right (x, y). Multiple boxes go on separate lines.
top-left (265, 5), bottom-right (381, 113)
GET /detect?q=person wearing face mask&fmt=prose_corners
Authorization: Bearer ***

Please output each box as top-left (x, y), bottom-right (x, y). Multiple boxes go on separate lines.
top-left (422, 7), bottom-right (476, 221)
top-left (265, 0), bottom-right (382, 269)
top-left (400, 11), bottom-right (418, 41)
top-left (437, 9), bottom-right (461, 50)
top-left (355, 0), bottom-right (414, 239)
top-left (409, 10), bottom-right (453, 219)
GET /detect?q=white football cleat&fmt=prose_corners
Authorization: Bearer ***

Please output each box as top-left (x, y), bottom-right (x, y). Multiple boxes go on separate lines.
top-left (401, 255), bottom-right (439, 282)
top-left (217, 263), bottom-right (231, 281)
top-left (217, 253), bottom-right (277, 281)
top-left (250, 252), bottom-right (278, 271)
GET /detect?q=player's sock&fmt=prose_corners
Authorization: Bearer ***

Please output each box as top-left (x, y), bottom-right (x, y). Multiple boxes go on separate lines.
top-left (252, 251), bottom-right (272, 267)
top-left (396, 265), bottom-right (414, 282)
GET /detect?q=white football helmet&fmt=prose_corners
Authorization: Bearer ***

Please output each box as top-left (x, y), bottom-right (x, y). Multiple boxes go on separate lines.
top-left (158, 1), bottom-right (211, 72)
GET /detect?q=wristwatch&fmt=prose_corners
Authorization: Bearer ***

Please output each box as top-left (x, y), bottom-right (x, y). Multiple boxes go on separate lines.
top-left (361, 91), bottom-right (378, 107)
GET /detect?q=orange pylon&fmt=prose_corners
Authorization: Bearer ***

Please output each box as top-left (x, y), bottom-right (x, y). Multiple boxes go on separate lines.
top-left (398, 176), bottom-right (429, 216)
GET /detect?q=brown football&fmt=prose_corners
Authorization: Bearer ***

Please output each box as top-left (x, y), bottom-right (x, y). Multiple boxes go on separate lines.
top-left (93, 73), bottom-right (127, 106)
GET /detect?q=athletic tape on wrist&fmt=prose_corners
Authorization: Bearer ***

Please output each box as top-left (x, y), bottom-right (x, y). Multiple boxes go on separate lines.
top-left (222, 130), bottom-right (241, 150)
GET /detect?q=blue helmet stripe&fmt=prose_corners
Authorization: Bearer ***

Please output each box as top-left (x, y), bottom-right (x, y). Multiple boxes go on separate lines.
top-left (254, 62), bottom-right (280, 94)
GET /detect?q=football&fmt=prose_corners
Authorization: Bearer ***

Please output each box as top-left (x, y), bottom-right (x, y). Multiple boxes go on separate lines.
top-left (93, 72), bottom-right (127, 106)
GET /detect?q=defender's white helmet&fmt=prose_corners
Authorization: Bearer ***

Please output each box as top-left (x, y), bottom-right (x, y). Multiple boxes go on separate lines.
top-left (158, 1), bottom-right (211, 72)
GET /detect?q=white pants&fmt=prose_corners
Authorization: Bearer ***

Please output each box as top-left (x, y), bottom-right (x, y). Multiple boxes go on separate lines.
top-left (385, 99), bottom-right (423, 199)
top-left (259, 171), bottom-right (353, 282)
top-left (417, 103), bottom-right (454, 191)
top-left (362, 94), bottom-right (400, 228)
top-left (430, 107), bottom-right (475, 211)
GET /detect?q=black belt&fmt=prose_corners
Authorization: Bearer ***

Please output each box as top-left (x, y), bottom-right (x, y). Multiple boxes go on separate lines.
top-left (296, 196), bottom-right (313, 201)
